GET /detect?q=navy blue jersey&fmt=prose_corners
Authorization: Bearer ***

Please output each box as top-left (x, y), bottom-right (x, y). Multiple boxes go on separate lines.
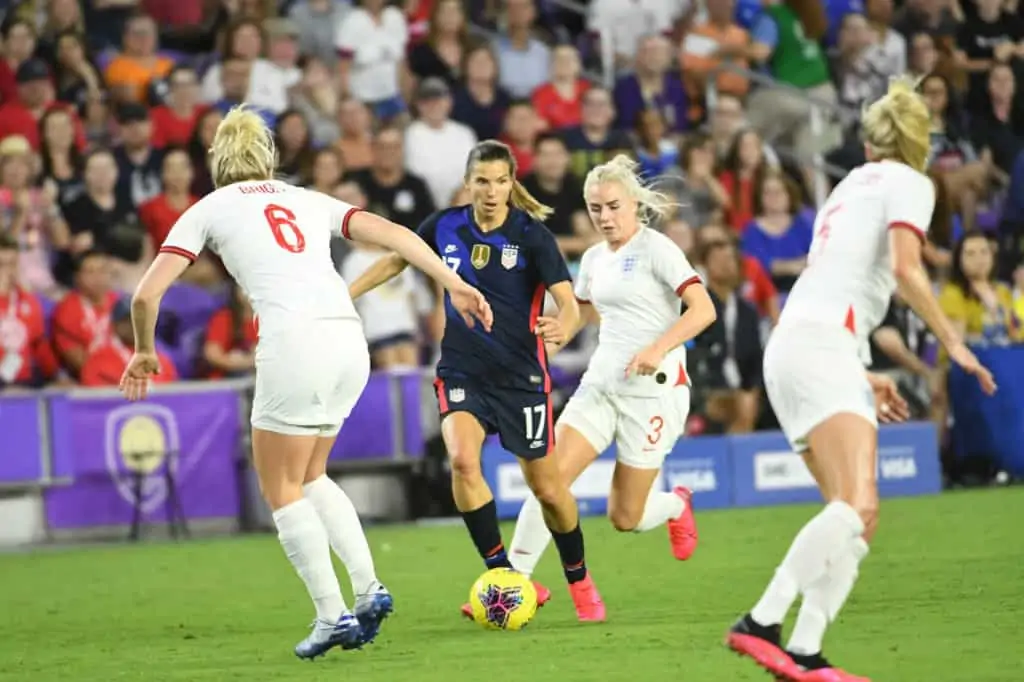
top-left (417, 206), bottom-right (571, 393)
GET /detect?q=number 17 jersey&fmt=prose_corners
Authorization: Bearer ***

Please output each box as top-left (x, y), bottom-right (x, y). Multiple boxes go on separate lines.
top-left (780, 160), bottom-right (936, 364)
top-left (159, 180), bottom-right (362, 330)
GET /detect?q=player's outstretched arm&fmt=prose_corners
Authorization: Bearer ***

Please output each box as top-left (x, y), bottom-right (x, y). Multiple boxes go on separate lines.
top-left (346, 211), bottom-right (493, 330)
top-left (347, 252), bottom-right (409, 300)
top-left (890, 228), bottom-right (997, 394)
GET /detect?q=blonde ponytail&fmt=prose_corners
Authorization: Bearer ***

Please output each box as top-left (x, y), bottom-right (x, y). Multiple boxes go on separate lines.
top-left (861, 75), bottom-right (931, 173)
top-left (583, 154), bottom-right (676, 224)
top-left (209, 104), bottom-right (277, 188)
top-left (510, 180), bottom-right (554, 221)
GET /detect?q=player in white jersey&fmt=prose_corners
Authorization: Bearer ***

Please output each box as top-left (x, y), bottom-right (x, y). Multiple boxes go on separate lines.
top-left (508, 155), bottom-right (717, 583)
top-left (727, 79), bottom-right (997, 682)
top-left (117, 106), bottom-right (493, 660)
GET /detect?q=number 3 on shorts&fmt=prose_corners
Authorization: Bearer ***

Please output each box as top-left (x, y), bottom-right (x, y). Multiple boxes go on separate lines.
top-left (646, 415), bottom-right (664, 445)
top-left (264, 203), bottom-right (306, 253)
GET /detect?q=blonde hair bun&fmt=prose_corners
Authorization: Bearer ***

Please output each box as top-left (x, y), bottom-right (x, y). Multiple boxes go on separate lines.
top-left (209, 104), bottom-right (278, 188)
top-left (861, 75), bottom-right (931, 173)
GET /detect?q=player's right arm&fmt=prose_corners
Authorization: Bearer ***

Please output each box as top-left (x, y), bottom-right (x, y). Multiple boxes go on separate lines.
top-left (343, 209), bottom-right (493, 331)
top-left (346, 210), bottom-right (436, 300)
top-left (888, 175), bottom-right (997, 394)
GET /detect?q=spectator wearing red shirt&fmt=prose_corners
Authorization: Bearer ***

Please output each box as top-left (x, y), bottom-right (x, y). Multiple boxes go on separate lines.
top-left (0, 58), bottom-right (87, 152)
top-left (51, 250), bottom-right (118, 379)
top-left (139, 148), bottom-right (197, 250)
top-left (141, 0), bottom-right (205, 27)
top-left (201, 285), bottom-right (257, 379)
top-left (0, 19), bottom-right (38, 106)
top-left (81, 297), bottom-right (177, 387)
top-left (531, 45), bottom-right (590, 131)
top-left (0, 234), bottom-right (59, 389)
top-left (501, 100), bottom-right (539, 177)
top-left (150, 66), bottom-right (207, 149)
top-left (717, 129), bottom-right (768, 234)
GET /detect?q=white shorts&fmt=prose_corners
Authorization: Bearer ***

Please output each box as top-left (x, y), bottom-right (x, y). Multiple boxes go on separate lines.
top-left (763, 321), bottom-right (877, 452)
top-left (558, 384), bottom-right (691, 469)
top-left (251, 318), bottom-right (371, 437)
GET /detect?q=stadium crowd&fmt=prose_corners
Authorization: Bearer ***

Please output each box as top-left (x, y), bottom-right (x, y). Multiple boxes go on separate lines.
top-left (0, 0), bottom-right (1022, 474)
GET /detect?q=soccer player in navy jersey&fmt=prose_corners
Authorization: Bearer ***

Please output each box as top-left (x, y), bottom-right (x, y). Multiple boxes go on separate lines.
top-left (349, 140), bottom-right (606, 622)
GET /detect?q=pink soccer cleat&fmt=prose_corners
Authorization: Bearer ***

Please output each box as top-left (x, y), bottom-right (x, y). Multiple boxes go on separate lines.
top-left (567, 573), bottom-right (606, 622)
top-left (789, 652), bottom-right (871, 682)
top-left (666, 486), bottom-right (699, 560)
top-left (461, 580), bottom-right (551, 620)
top-left (725, 615), bottom-right (803, 681)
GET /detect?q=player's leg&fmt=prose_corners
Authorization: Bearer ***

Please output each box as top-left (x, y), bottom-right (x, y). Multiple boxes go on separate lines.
top-left (434, 380), bottom-right (512, 570)
top-left (609, 391), bottom-right (697, 560)
top-left (252, 426), bottom-right (361, 657)
top-left (509, 387), bottom-right (614, 579)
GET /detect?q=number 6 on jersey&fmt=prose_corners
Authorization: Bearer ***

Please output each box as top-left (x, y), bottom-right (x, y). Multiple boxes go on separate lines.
top-left (264, 203), bottom-right (306, 253)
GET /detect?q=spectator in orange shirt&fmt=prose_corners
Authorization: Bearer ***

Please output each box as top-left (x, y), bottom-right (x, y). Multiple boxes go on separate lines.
top-left (531, 45), bottom-right (590, 131)
top-left (150, 66), bottom-right (207, 149)
top-left (51, 250), bottom-right (118, 379)
top-left (201, 284), bottom-right (257, 379)
top-left (81, 296), bottom-right (177, 387)
top-left (104, 14), bottom-right (174, 105)
top-left (139, 148), bottom-right (197, 251)
top-left (680, 0), bottom-right (753, 117)
top-left (0, 234), bottom-right (59, 389)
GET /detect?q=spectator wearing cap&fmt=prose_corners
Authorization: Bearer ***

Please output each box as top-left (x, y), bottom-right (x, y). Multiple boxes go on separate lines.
top-left (104, 14), bottom-right (175, 105)
top-left (289, 0), bottom-right (352, 66)
top-left (80, 295), bottom-right (178, 387)
top-left (150, 65), bottom-right (208, 149)
top-left (0, 58), bottom-right (87, 152)
top-left (493, 0), bottom-right (551, 99)
top-left (113, 103), bottom-right (163, 210)
top-left (0, 19), bottom-right (38, 106)
top-left (335, 0), bottom-right (409, 122)
top-left (404, 77), bottom-right (477, 210)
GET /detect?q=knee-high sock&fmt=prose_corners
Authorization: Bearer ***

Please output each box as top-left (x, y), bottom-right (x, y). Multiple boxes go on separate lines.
top-left (508, 494), bottom-right (551, 577)
top-left (272, 498), bottom-right (346, 622)
top-left (303, 475), bottom-right (379, 596)
top-left (634, 490), bottom-right (685, 532)
top-left (750, 501), bottom-right (864, 627)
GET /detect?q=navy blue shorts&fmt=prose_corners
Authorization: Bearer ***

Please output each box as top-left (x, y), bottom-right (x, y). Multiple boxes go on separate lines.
top-left (433, 378), bottom-right (553, 460)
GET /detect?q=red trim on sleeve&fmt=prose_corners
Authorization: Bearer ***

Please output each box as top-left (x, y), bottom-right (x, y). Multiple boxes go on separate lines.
top-left (340, 207), bottom-right (362, 240)
top-left (159, 245), bottom-right (198, 262)
top-left (337, 48), bottom-right (355, 59)
top-left (887, 221), bottom-right (925, 243)
top-left (675, 276), bottom-right (701, 297)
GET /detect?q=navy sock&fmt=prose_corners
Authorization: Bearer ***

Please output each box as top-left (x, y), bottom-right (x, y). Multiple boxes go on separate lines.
top-left (550, 523), bottom-right (587, 584)
top-left (461, 500), bottom-right (512, 569)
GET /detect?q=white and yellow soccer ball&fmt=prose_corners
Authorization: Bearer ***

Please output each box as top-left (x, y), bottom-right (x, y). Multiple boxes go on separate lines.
top-left (468, 567), bottom-right (539, 631)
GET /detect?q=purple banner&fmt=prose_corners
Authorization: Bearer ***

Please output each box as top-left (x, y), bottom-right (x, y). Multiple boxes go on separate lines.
top-left (44, 388), bottom-right (242, 529)
top-left (0, 395), bottom-right (44, 483)
top-left (331, 372), bottom-right (425, 461)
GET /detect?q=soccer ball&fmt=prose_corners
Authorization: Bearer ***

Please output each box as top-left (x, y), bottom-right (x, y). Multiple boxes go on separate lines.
top-left (468, 567), bottom-right (538, 630)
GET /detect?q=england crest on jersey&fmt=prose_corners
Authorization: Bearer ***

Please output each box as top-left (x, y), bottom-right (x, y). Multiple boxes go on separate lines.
top-left (501, 244), bottom-right (519, 270)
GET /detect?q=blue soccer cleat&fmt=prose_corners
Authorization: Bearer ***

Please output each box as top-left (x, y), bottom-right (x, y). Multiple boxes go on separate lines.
top-left (294, 612), bottom-right (363, 660)
top-left (354, 584), bottom-right (394, 645)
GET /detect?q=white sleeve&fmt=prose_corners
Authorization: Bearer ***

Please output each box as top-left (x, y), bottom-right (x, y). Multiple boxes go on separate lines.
top-left (316, 191), bottom-right (362, 240)
top-left (335, 13), bottom-right (359, 59)
top-left (160, 201), bottom-right (209, 262)
top-left (200, 63), bottom-right (223, 104)
top-left (587, 0), bottom-right (609, 32)
top-left (574, 248), bottom-right (595, 303)
top-left (884, 170), bottom-right (935, 242)
top-left (651, 235), bottom-right (701, 295)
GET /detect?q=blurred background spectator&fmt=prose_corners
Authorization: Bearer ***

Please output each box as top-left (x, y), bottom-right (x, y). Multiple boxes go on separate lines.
top-left (0, 0), bottom-right (1019, 487)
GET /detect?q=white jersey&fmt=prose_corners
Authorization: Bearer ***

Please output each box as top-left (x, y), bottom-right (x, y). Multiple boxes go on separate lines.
top-left (160, 180), bottom-right (361, 332)
top-left (575, 228), bottom-right (701, 397)
top-left (780, 160), bottom-right (935, 364)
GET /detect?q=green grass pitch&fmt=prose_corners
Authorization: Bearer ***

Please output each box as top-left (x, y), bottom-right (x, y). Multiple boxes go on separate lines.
top-left (2, 488), bottom-right (1022, 682)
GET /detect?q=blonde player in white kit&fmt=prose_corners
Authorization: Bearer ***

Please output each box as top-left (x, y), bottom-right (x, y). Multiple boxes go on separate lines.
top-left (117, 106), bottom-right (493, 660)
top-left (508, 155), bottom-right (718, 584)
top-left (726, 79), bottom-right (997, 682)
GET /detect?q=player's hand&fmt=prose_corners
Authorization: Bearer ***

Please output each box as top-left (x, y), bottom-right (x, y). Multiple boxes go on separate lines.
top-left (949, 342), bottom-right (997, 395)
top-left (866, 372), bottom-right (909, 424)
top-left (119, 351), bottom-right (161, 401)
top-left (449, 283), bottom-right (493, 332)
top-left (534, 316), bottom-right (565, 345)
top-left (625, 344), bottom-right (665, 378)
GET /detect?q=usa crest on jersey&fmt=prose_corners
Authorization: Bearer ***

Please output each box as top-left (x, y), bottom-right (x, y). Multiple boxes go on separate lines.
top-left (501, 244), bottom-right (519, 269)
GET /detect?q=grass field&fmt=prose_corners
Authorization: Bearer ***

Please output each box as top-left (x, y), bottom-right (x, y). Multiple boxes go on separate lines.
top-left (2, 488), bottom-right (1022, 682)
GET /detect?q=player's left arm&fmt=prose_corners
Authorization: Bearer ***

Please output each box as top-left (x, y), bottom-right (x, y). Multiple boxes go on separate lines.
top-left (531, 225), bottom-right (579, 348)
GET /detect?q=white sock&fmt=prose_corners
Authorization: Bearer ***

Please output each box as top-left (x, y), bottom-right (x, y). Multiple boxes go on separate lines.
top-left (787, 537), bottom-right (870, 655)
top-left (303, 475), bottom-right (379, 596)
top-left (272, 498), bottom-right (346, 622)
top-left (750, 501), bottom-right (864, 627)
top-left (634, 491), bottom-right (685, 532)
top-left (508, 494), bottom-right (551, 578)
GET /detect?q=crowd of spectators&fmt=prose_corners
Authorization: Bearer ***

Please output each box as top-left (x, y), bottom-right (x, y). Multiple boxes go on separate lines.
top-left (0, 0), bottom-right (1022, 469)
